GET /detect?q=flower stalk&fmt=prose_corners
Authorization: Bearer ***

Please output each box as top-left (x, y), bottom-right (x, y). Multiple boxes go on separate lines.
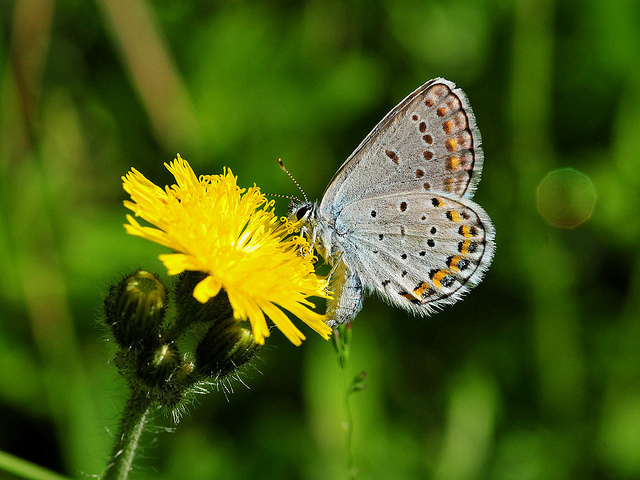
top-left (103, 393), bottom-right (152, 480)
top-left (332, 322), bottom-right (367, 480)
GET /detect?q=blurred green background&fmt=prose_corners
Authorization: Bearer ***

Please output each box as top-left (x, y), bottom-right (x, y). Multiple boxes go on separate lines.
top-left (1, 0), bottom-right (639, 478)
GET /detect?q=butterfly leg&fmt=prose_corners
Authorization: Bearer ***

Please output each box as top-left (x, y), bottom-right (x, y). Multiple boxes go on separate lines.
top-left (326, 267), bottom-right (363, 328)
top-left (299, 224), bottom-right (318, 258)
top-left (307, 226), bottom-right (317, 257)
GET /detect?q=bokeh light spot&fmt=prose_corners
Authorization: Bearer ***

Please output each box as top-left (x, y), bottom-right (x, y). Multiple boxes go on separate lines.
top-left (537, 168), bottom-right (596, 228)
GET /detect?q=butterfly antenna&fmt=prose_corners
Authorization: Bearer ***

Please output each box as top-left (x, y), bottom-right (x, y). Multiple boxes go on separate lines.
top-left (263, 192), bottom-right (300, 203)
top-left (278, 158), bottom-right (309, 203)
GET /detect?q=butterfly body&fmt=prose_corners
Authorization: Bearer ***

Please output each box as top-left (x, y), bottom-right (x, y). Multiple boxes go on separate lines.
top-left (292, 78), bottom-right (495, 327)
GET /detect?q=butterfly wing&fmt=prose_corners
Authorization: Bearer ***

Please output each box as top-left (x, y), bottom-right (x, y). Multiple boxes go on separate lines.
top-left (313, 78), bottom-right (493, 325)
top-left (327, 191), bottom-right (495, 318)
top-left (319, 78), bottom-right (483, 223)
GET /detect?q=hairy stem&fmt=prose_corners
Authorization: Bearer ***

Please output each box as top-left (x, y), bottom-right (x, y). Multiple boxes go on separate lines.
top-left (103, 392), bottom-right (153, 480)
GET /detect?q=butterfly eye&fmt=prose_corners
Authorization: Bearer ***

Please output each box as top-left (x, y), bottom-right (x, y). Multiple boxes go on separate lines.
top-left (296, 204), bottom-right (312, 221)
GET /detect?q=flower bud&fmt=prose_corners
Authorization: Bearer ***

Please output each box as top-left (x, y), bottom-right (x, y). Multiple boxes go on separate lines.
top-left (104, 271), bottom-right (166, 349)
top-left (172, 272), bottom-right (234, 333)
top-left (195, 317), bottom-right (261, 378)
top-left (137, 342), bottom-right (180, 387)
top-left (332, 321), bottom-right (352, 369)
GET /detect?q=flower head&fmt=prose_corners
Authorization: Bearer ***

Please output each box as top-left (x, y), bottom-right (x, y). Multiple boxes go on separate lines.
top-left (122, 155), bottom-right (331, 345)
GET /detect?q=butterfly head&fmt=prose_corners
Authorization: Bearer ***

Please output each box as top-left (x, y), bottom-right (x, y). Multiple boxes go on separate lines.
top-left (287, 200), bottom-right (323, 258)
top-left (289, 201), bottom-right (316, 224)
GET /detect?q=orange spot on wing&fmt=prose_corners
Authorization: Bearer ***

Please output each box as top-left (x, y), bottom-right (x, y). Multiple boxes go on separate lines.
top-left (459, 240), bottom-right (474, 255)
top-left (460, 225), bottom-right (474, 238)
top-left (431, 270), bottom-right (450, 289)
top-left (446, 157), bottom-right (460, 171)
top-left (399, 291), bottom-right (421, 304)
top-left (447, 210), bottom-right (463, 222)
top-left (447, 255), bottom-right (462, 272)
top-left (413, 282), bottom-right (430, 298)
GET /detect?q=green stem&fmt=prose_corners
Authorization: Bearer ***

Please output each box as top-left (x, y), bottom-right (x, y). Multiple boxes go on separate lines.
top-left (338, 366), bottom-right (356, 480)
top-left (103, 392), bottom-right (153, 480)
top-left (333, 323), bottom-right (357, 479)
top-left (0, 450), bottom-right (71, 480)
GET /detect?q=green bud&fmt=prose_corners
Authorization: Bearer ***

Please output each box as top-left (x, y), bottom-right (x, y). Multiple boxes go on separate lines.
top-left (195, 317), bottom-right (261, 378)
top-left (349, 371), bottom-right (367, 394)
top-left (158, 360), bottom-right (196, 410)
top-left (174, 272), bottom-right (233, 323)
top-left (332, 322), bottom-right (352, 369)
top-left (104, 271), bottom-right (166, 349)
top-left (173, 359), bottom-right (195, 383)
top-left (137, 342), bottom-right (180, 387)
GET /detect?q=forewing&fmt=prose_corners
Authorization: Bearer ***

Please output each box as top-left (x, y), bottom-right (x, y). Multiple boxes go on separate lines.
top-left (320, 78), bottom-right (483, 219)
top-left (333, 191), bottom-right (495, 315)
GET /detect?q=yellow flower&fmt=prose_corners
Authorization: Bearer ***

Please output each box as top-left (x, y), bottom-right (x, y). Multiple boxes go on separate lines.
top-left (122, 154), bottom-right (331, 346)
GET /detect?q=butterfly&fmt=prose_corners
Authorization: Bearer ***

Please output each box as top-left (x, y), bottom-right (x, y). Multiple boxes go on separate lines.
top-left (290, 78), bottom-right (495, 327)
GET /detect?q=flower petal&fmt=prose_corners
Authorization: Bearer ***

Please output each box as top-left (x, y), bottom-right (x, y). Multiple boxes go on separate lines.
top-left (193, 275), bottom-right (223, 303)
